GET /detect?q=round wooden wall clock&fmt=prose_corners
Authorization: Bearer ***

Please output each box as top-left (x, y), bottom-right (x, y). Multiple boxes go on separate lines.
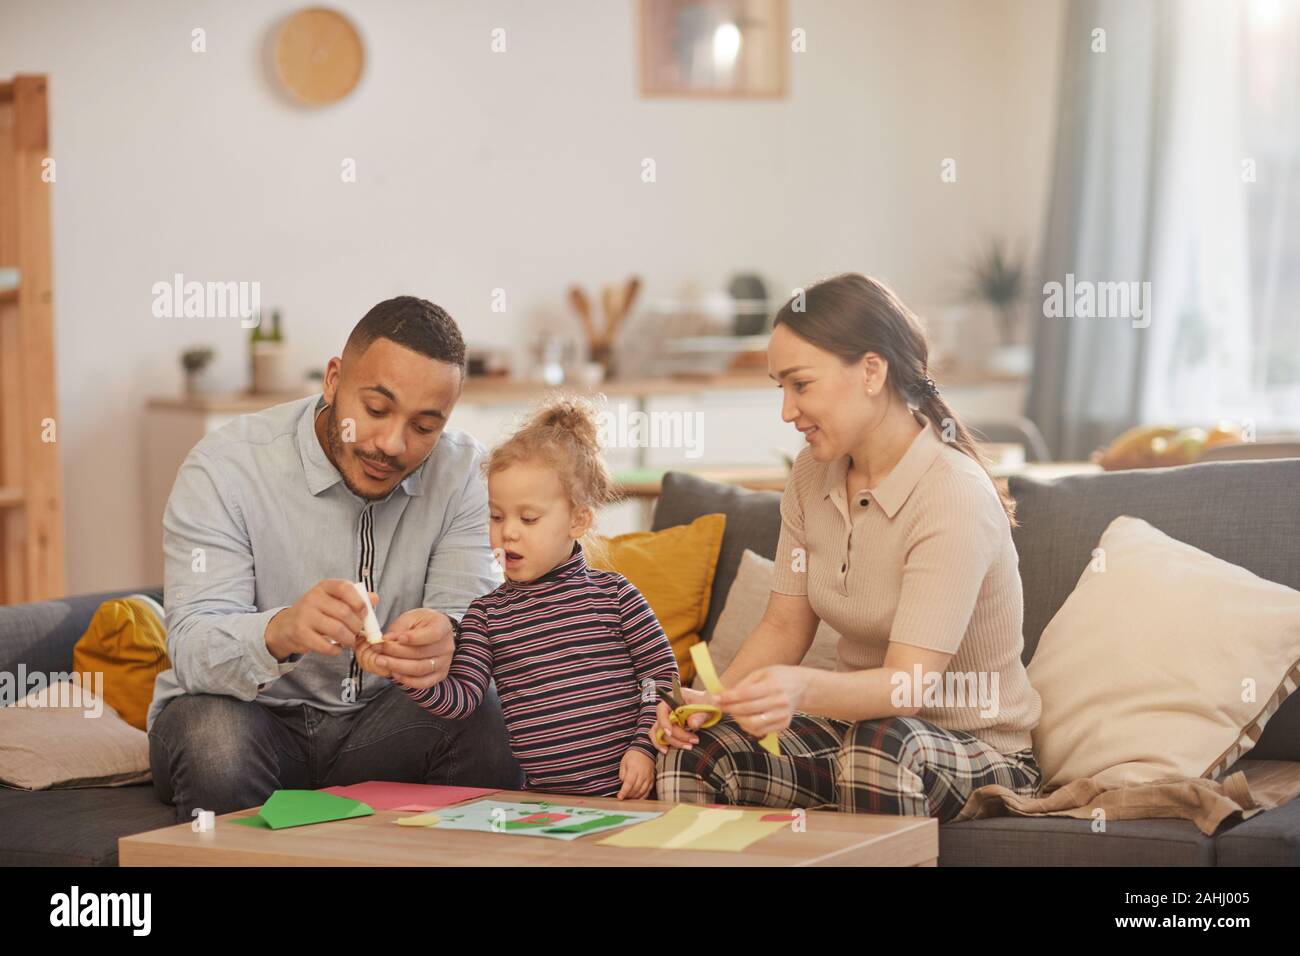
top-left (274, 7), bottom-right (365, 105)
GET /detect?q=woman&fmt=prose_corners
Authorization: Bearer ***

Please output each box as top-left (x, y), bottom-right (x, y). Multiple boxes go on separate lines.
top-left (653, 273), bottom-right (1043, 820)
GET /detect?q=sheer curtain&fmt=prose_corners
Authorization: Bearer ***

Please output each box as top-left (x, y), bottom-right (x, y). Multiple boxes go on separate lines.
top-left (1240, 0), bottom-right (1300, 425)
top-left (1027, 0), bottom-right (1263, 460)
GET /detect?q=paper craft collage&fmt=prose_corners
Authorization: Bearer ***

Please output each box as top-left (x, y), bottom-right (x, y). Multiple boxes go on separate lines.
top-left (225, 781), bottom-right (800, 852)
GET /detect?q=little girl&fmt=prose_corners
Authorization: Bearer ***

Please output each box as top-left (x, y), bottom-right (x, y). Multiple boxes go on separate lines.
top-left (357, 396), bottom-right (679, 799)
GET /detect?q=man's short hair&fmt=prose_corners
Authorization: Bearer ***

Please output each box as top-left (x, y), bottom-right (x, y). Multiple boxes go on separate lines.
top-left (344, 296), bottom-right (466, 373)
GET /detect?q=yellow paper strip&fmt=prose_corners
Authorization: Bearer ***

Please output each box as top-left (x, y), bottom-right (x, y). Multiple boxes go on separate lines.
top-left (395, 813), bottom-right (442, 827)
top-left (689, 643), bottom-right (781, 756)
top-left (690, 641), bottom-right (723, 692)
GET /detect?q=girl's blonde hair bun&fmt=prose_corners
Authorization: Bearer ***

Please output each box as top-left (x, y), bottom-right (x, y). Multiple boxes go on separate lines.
top-left (485, 394), bottom-right (621, 559)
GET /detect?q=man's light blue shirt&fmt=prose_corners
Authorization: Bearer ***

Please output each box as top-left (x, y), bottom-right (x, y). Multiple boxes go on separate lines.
top-left (147, 394), bottom-right (499, 731)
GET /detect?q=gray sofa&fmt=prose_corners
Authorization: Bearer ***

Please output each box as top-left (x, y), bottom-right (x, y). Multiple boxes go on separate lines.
top-left (0, 586), bottom-right (173, 865)
top-left (2, 458), bottom-right (1297, 865)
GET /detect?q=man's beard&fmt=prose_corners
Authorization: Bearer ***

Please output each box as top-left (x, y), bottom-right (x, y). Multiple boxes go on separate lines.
top-left (324, 404), bottom-right (405, 501)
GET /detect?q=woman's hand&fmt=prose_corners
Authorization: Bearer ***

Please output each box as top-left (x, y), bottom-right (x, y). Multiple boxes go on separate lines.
top-left (720, 665), bottom-right (809, 739)
top-left (650, 686), bottom-right (718, 755)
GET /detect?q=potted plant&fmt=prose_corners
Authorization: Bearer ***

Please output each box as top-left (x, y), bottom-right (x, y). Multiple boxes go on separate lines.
top-left (249, 309), bottom-right (289, 394)
top-left (181, 346), bottom-right (215, 396)
top-left (967, 239), bottom-right (1030, 375)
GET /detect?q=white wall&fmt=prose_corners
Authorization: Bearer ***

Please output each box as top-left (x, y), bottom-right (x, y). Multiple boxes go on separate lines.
top-left (0, 0), bottom-right (1064, 595)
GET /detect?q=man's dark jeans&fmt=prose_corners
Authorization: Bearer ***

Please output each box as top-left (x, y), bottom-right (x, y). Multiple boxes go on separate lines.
top-left (149, 681), bottom-right (523, 821)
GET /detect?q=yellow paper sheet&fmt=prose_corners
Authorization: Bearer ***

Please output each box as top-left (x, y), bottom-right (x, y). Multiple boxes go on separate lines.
top-left (689, 643), bottom-right (780, 756)
top-left (596, 804), bottom-right (792, 852)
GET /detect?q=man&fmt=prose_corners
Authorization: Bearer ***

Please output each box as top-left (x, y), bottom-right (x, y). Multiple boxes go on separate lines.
top-left (148, 296), bottom-right (522, 821)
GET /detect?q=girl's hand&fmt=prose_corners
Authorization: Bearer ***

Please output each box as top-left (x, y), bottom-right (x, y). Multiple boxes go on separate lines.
top-left (354, 635), bottom-right (392, 678)
top-left (720, 665), bottom-right (808, 740)
top-left (349, 592), bottom-right (393, 678)
top-left (618, 749), bottom-right (656, 800)
top-left (370, 608), bottom-right (455, 691)
top-left (650, 686), bottom-right (718, 754)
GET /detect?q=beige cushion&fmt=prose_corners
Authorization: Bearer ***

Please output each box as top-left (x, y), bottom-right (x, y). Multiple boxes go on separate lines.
top-left (0, 678), bottom-right (151, 790)
top-left (694, 548), bottom-right (840, 689)
top-left (1028, 516), bottom-right (1300, 789)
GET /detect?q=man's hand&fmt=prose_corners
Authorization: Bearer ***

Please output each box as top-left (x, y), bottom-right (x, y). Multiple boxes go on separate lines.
top-left (368, 608), bottom-right (457, 692)
top-left (265, 580), bottom-right (376, 661)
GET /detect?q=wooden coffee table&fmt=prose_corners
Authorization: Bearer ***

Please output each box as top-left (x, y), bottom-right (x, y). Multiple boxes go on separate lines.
top-left (119, 790), bottom-right (937, 866)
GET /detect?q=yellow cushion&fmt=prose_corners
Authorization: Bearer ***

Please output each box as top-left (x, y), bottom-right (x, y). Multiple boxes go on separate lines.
top-left (72, 596), bottom-right (170, 732)
top-left (591, 513), bottom-right (726, 684)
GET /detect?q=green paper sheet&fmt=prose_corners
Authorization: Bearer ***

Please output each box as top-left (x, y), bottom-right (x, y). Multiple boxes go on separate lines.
top-left (542, 814), bottom-right (635, 834)
top-left (228, 790), bottom-right (374, 830)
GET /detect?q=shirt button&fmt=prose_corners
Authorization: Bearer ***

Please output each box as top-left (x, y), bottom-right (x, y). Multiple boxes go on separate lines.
top-left (841, 563), bottom-right (847, 573)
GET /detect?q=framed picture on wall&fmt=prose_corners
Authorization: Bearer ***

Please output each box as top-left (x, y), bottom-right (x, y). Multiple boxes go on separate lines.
top-left (638, 0), bottom-right (788, 98)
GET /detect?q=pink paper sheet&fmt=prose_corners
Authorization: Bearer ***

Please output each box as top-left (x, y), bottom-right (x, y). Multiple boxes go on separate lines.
top-left (319, 781), bottom-right (499, 811)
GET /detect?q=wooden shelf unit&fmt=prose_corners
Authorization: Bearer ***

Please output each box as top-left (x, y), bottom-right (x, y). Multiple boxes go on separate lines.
top-left (0, 75), bottom-right (65, 603)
